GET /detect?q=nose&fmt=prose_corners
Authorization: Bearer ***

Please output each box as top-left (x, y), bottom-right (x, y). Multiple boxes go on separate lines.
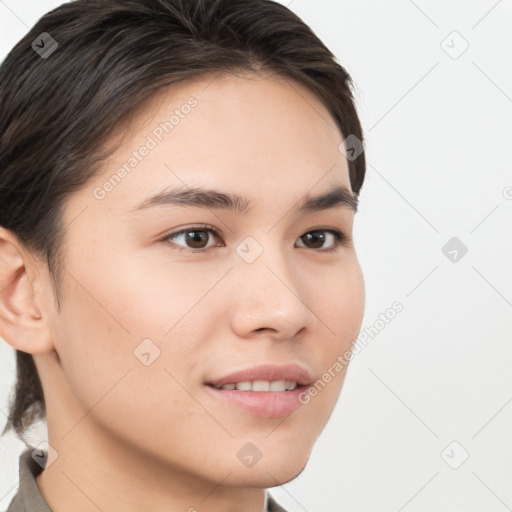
top-left (228, 246), bottom-right (315, 341)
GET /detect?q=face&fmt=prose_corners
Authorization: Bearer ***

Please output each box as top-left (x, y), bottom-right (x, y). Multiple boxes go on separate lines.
top-left (40, 71), bottom-right (365, 487)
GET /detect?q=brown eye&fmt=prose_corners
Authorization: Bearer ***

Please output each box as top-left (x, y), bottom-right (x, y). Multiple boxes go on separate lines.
top-left (162, 226), bottom-right (349, 253)
top-left (295, 229), bottom-right (348, 251)
top-left (162, 226), bottom-right (222, 251)
top-left (300, 231), bottom-right (326, 249)
top-left (183, 230), bottom-right (209, 249)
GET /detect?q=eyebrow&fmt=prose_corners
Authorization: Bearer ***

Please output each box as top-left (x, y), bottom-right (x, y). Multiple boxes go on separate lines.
top-left (130, 184), bottom-right (358, 214)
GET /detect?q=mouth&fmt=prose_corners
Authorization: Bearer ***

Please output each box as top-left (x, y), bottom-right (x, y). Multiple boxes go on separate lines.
top-left (204, 364), bottom-right (312, 418)
top-left (210, 379), bottom-right (300, 391)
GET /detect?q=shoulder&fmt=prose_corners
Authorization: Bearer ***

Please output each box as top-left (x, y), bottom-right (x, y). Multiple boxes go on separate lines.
top-left (6, 447), bottom-right (52, 512)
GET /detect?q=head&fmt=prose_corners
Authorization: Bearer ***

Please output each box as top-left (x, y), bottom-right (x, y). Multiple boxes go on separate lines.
top-left (0, 0), bottom-right (365, 487)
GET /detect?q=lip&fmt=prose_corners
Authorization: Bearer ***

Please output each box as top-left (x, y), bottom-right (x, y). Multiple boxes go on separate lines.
top-left (205, 385), bottom-right (308, 418)
top-left (204, 363), bottom-right (312, 418)
top-left (206, 363), bottom-right (312, 388)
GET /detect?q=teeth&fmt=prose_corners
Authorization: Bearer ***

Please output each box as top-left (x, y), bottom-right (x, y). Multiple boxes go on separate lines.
top-left (253, 380), bottom-right (270, 392)
top-left (270, 380), bottom-right (286, 391)
top-left (235, 381), bottom-right (252, 391)
top-left (285, 380), bottom-right (297, 390)
top-left (215, 380), bottom-right (298, 391)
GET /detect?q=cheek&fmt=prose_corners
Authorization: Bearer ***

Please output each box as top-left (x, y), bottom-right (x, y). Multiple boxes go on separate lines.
top-left (52, 281), bottom-right (136, 413)
top-left (309, 260), bottom-right (365, 397)
top-left (52, 268), bottom-right (210, 451)
top-left (319, 259), bottom-right (365, 347)
top-left (93, 249), bottom-right (230, 338)
top-left (52, 248), bottom-right (226, 404)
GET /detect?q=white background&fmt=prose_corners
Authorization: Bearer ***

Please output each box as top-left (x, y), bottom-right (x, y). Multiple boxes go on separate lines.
top-left (1, 1), bottom-right (511, 511)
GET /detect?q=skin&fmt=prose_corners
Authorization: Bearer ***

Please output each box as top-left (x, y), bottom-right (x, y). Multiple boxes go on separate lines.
top-left (0, 71), bottom-right (365, 512)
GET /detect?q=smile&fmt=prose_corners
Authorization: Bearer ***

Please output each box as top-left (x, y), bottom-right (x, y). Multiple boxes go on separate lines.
top-left (211, 380), bottom-right (298, 391)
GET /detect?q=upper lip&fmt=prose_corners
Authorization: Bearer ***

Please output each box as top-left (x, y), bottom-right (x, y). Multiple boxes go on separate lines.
top-left (206, 363), bottom-right (312, 387)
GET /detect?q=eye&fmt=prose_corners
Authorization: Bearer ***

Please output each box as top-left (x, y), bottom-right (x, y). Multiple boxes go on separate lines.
top-left (160, 226), bottom-right (351, 253)
top-left (295, 229), bottom-right (350, 252)
top-left (161, 225), bottom-right (223, 252)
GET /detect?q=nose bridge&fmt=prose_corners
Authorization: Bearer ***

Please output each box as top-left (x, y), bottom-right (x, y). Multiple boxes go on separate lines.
top-left (229, 234), bottom-right (312, 337)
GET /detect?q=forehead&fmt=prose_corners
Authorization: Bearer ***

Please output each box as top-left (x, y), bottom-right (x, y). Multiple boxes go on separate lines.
top-left (119, 70), bottom-right (342, 140)
top-left (75, 71), bottom-right (352, 221)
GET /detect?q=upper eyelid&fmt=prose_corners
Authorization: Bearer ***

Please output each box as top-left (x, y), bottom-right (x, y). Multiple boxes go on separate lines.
top-left (164, 225), bottom-right (221, 240)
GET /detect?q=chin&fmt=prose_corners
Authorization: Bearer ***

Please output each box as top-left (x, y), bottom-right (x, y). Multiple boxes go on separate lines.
top-left (265, 459), bottom-right (309, 487)
top-left (225, 447), bottom-right (312, 488)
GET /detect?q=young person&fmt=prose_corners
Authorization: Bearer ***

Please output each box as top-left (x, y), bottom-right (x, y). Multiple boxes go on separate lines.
top-left (0, 0), bottom-right (366, 510)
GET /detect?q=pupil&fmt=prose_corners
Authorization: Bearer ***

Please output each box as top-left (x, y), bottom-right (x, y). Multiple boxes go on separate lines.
top-left (304, 231), bottom-right (324, 248)
top-left (186, 230), bottom-right (208, 248)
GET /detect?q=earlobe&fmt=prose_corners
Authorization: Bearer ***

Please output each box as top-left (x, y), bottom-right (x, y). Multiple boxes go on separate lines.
top-left (0, 228), bottom-right (54, 354)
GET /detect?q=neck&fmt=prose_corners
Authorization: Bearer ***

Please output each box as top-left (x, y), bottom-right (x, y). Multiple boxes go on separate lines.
top-left (36, 419), bottom-right (268, 512)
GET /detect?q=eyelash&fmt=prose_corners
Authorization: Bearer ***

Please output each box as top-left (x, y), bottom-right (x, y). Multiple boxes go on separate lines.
top-left (160, 224), bottom-right (352, 253)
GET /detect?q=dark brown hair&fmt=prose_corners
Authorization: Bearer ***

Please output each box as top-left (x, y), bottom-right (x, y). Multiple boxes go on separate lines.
top-left (0, 0), bottom-right (366, 440)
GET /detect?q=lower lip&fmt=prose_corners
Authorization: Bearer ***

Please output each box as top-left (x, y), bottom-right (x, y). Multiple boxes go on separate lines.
top-left (205, 385), bottom-right (307, 418)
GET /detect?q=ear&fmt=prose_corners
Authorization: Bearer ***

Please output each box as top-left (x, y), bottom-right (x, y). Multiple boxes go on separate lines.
top-left (0, 227), bottom-right (54, 354)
